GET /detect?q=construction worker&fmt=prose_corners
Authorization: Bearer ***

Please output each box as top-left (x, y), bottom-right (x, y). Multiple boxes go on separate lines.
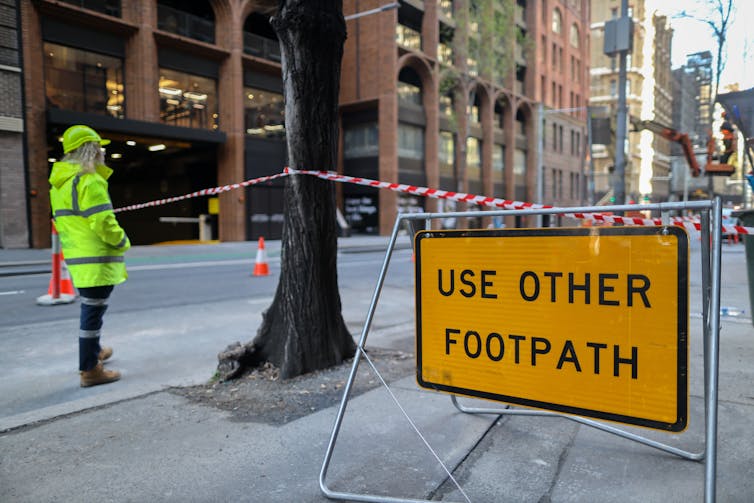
top-left (720, 111), bottom-right (736, 164)
top-left (49, 125), bottom-right (129, 387)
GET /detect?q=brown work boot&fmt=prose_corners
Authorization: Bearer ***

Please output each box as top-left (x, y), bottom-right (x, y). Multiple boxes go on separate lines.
top-left (80, 362), bottom-right (121, 387)
top-left (98, 346), bottom-right (113, 362)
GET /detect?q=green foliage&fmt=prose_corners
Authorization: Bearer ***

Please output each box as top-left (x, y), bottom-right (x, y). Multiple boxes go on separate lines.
top-left (436, 0), bottom-right (525, 131)
top-left (437, 1), bottom-right (526, 92)
top-left (487, 0), bottom-right (518, 86)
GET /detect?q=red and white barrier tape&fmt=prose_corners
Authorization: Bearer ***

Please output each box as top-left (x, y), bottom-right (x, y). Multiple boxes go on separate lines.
top-left (285, 167), bottom-right (752, 236)
top-left (114, 172), bottom-right (287, 213)
top-left (112, 166), bottom-right (752, 236)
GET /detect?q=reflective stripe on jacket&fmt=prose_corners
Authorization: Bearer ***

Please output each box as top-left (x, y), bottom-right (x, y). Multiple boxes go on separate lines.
top-left (49, 161), bottom-right (130, 288)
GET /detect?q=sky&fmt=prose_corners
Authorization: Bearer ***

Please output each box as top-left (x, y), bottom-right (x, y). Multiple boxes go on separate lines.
top-left (659, 1), bottom-right (754, 90)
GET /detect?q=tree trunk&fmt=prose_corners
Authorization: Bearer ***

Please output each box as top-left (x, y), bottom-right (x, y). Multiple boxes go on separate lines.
top-left (218, 0), bottom-right (355, 380)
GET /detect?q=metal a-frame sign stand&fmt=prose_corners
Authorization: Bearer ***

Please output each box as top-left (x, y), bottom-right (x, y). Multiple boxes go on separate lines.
top-left (320, 199), bottom-right (723, 503)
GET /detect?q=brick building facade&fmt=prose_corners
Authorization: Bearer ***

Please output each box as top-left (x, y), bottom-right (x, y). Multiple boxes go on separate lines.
top-left (11, 0), bottom-right (589, 248)
top-left (0, 0), bottom-right (26, 248)
top-left (340, 0), bottom-right (591, 232)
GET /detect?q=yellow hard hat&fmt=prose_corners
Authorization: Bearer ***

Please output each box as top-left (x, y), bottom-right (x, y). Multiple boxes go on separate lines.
top-left (62, 125), bottom-right (110, 154)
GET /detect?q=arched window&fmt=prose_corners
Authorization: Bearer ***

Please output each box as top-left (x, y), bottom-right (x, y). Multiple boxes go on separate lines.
top-left (570, 23), bottom-right (580, 48)
top-left (552, 8), bottom-right (562, 34)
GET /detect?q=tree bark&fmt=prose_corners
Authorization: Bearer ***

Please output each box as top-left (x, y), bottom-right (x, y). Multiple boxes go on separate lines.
top-left (218, 0), bottom-right (355, 380)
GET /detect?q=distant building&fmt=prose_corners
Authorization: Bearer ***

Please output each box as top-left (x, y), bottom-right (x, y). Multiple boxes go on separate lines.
top-left (671, 66), bottom-right (699, 152)
top-left (589, 0), bottom-right (673, 204)
top-left (669, 59), bottom-right (708, 201)
top-left (684, 51), bottom-right (713, 146)
top-left (670, 51), bottom-right (740, 204)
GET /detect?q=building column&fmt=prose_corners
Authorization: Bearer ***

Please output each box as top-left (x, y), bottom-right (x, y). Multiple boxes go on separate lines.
top-left (20, 2), bottom-right (49, 248)
top-left (503, 98), bottom-right (516, 228)
top-left (481, 86), bottom-right (494, 227)
top-left (525, 105), bottom-right (538, 227)
top-left (123, 0), bottom-right (159, 122)
top-left (424, 69), bottom-right (440, 220)
top-left (216, 2), bottom-right (246, 242)
top-left (378, 91), bottom-right (398, 235)
top-left (379, 7), bottom-right (398, 236)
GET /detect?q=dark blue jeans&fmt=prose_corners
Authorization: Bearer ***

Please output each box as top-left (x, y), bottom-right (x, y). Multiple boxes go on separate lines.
top-left (78, 285), bottom-right (114, 371)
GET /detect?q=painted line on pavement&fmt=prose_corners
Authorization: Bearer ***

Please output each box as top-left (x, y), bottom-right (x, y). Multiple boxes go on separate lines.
top-left (0, 290), bottom-right (25, 296)
top-left (127, 257), bottom-right (392, 272)
top-left (128, 259), bottom-right (260, 271)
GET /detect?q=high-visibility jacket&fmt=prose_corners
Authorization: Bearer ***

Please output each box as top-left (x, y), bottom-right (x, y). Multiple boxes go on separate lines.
top-left (721, 121), bottom-right (735, 140)
top-left (49, 161), bottom-right (130, 288)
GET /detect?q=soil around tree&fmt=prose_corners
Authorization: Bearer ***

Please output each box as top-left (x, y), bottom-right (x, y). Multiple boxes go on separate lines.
top-left (170, 348), bottom-right (415, 425)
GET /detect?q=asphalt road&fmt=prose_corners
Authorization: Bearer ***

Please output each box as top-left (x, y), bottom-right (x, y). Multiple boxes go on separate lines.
top-left (0, 243), bottom-right (415, 327)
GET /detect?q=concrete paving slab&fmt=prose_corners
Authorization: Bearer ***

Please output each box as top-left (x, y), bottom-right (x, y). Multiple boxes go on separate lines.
top-left (0, 376), bottom-right (495, 503)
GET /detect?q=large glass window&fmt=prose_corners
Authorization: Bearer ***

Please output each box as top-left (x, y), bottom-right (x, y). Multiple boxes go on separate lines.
top-left (492, 144), bottom-right (504, 185)
top-left (397, 81), bottom-right (422, 107)
top-left (514, 148), bottom-right (526, 193)
top-left (552, 8), bottom-right (562, 34)
top-left (60, 0), bottom-right (121, 17)
top-left (440, 94), bottom-right (454, 118)
top-left (157, 1), bottom-right (214, 44)
top-left (570, 23), bottom-right (580, 48)
top-left (244, 87), bottom-right (285, 138)
top-left (44, 42), bottom-right (124, 118)
top-left (244, 12), bottom-right (280, 62)
top-left (438, 43), bottom-right (454, 65)
top-left (494, 110), bottom-right (504, 129)
top-left (398, 123), bottom-right (424, 160)
top-left (466, 137), bottom-right (481, 183)
top-left (159, 69), bottom-right (218, 130)
top-left (439, 0), bottom-right (454, 19)
top-left (468, 102), bottom-right (480, 124)
top-left (439, 131), bottom-right (455, 178)
top-left (344, 123), bottom-right (379, 159)
top-left (396, 24), bottom-right (422, 50)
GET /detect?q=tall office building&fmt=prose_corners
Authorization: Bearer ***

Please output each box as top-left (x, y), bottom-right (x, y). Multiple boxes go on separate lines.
top-left (684, 51), bottom-right (713, 146)
top-left (589, 0), bottom-right (673, 203)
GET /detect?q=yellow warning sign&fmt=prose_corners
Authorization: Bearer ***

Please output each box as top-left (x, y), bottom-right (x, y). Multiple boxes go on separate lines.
top-left (415, 227), bottom-right (689, 432)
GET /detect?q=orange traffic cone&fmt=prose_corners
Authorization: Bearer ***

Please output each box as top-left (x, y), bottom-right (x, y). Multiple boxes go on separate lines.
top-left (55, 255), bottom-right (76, 296)
top-left (37, 221), bottom-right (76, 305)
top-left (253, 236), bottom-right (270, 276)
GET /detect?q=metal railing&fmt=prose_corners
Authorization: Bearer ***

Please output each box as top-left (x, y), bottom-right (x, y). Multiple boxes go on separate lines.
top-left (157, 4), bottom-right (215, 44)
top-left (243, 32), bottom-right (281, 62)
top-left (320, 200), bottom-right (724, 503)
top-left (59, 0), bottom-right (120, 17)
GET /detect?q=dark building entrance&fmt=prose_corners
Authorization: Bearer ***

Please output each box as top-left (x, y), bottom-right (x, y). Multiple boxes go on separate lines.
top-left (245, 136), bottom-right (287, 240)
top-left (46, 120), bottom-right (221, 245)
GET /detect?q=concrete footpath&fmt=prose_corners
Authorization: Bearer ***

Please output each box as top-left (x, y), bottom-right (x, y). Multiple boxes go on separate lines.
top-left (1, 238), bottom-right (753, 502)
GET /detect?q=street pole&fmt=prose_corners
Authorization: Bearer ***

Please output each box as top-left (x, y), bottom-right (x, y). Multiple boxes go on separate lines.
top-left (537, 103), bottom-right (544, 227)
top-left (614, 0), bottom-right (629, 213)
top-left (683, 160), bottom-right (689, 208)
top-left (587, 107), bottom-right (595, 205)
top-left (344, 2), bottom-right (398, 20)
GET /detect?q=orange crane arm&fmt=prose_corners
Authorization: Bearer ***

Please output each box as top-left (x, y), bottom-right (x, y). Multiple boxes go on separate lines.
top-left (630, 118), bottom-right (701, 177)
